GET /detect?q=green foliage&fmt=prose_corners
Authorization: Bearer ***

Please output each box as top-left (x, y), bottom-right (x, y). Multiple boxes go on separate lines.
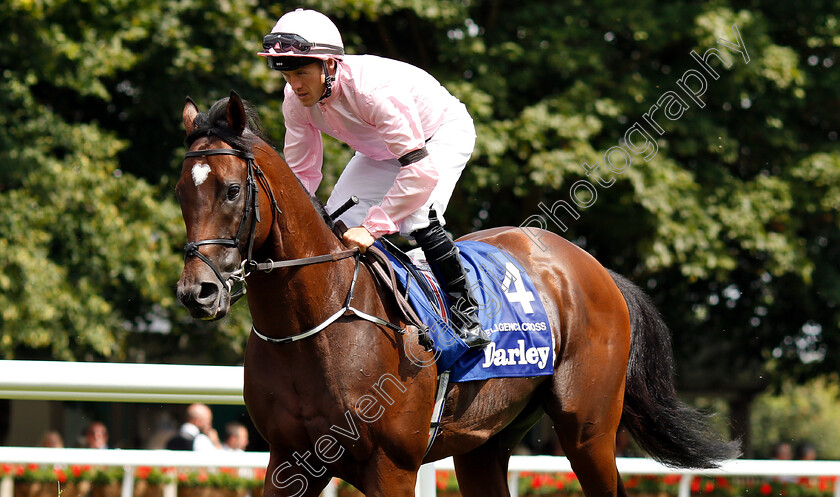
top-left (1, 0), bottom-right (838, 392)
top-left (0, 100), bottom-right (179, 359)
top-left (135, 466), bottom-right (174, 485)
top-left (751, 377), bottom-right (840, 460)
top-left (176, 469), bottom-right (252, 490)
top-left (90, 467), bottom-right (126, 485)
top-left (8, 464), bottom-right (119, 484)
top-left (13, 464), bottom-right (62, 484)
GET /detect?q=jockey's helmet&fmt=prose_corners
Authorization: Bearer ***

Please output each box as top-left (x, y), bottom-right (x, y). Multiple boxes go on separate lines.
top-left (257, 9), bottom-right (344, 72)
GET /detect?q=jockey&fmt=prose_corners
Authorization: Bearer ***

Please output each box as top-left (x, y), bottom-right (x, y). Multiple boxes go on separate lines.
top-left (258, 8), bottom-right (491, 348)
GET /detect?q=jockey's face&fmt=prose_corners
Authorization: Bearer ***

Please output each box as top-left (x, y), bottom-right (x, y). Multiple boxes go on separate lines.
top-left (281, 61), bottom-right (325, 107)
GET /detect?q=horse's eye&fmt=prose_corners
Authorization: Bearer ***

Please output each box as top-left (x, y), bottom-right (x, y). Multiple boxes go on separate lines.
top-left (227, 185), bottom-right (241, 201)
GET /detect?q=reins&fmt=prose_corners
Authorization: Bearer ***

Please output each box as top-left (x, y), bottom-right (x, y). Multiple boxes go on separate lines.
top-left (182, 146), bottom-right (407, 344)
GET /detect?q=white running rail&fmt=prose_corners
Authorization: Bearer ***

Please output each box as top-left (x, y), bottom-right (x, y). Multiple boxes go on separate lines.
top-left (0, 361), bottom-right (838, 497)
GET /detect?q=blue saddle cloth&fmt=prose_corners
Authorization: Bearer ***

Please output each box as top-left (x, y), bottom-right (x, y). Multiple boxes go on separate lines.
top-left (377, 240), bottom-right (554, 382)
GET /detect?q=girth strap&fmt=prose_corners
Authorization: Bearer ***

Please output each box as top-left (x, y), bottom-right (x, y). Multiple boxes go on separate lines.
top-left (251, 252), bottom-right (407, 345)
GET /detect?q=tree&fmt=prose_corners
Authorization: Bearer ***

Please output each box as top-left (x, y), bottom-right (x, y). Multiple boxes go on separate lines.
top-left (0, 0), bottom-right (267, 362)
top-left (751, 376), bottom-right (840, 460)
top-left (1, 0), bottom-right (838, 428)
top-left (431, 1), bottom-right (839, 451)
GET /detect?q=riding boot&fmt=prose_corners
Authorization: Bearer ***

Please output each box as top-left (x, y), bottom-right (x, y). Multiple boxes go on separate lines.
top-left (413, 213), bottom-right (491, 348)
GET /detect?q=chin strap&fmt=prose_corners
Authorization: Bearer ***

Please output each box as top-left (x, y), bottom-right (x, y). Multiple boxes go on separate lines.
top-left (319, 59), bottom-right (334, 102)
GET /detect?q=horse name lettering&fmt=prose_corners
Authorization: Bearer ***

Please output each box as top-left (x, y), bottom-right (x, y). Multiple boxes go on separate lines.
top-left (481, 340), bottom-right (550, 369)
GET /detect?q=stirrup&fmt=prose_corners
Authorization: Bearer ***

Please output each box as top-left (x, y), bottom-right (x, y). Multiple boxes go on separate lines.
top-left (451, 305), bottom-right (491, 348)
top-left (459, 324), bottom-right (491, 348)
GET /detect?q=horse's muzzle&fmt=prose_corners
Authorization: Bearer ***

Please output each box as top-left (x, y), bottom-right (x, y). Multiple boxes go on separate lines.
top-left (176, 272), bottom-right (230, 320)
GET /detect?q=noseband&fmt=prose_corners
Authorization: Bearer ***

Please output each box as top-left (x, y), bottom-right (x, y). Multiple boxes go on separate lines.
top-left (182, 147), bottom-right (279, 305)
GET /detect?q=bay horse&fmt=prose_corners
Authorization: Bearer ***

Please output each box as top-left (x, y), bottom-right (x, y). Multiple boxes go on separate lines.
top-left (176, 92), bottom-right (738, 497)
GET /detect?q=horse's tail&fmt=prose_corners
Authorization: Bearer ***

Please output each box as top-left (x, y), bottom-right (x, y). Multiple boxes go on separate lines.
top-left (608, 269), bottom-right (741, 468)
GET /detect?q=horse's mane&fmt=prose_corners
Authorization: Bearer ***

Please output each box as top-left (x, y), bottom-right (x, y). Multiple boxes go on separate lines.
top-left (185, 96), bottom-right (333, 227)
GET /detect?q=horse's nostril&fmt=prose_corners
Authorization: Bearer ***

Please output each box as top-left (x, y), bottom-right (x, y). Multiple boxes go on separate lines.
top-left (198, 282), bottom-right (219, 301)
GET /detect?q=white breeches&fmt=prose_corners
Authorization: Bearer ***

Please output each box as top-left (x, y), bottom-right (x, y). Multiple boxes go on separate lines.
top-left (325, 102), bottom-right (476, 236)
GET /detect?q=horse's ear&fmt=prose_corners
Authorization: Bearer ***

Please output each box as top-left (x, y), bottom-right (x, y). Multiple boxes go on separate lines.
top-left (183, 97), bottom-right (199, 135)
top-left (227, 90), bottom-right (247, 136)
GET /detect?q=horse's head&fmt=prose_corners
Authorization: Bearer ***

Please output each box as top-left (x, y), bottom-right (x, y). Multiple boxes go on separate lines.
top-left (175, 91), bottom-right (276, 320)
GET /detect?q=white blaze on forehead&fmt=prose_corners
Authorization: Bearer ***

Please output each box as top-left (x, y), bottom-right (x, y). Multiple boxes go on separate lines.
top-left (191, 163), bottom-right (211, 186)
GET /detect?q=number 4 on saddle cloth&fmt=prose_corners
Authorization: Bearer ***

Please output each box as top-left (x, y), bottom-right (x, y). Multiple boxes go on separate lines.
top-left (375, 239), bottom-right (554, 382)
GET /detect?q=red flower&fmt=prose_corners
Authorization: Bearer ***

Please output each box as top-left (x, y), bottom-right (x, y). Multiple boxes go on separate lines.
top-left (818, 477), bottom-right (831, 492)
top-left (15, 466), bottom-right (24, 477)
top-left (435, 471), bottom-right (450, 490)
top-left (253, 468), bottom-right (267, 481)
top-left (760, 483), bottom-right (772, 495)
top-left (555, 478), bottom-right (565, 490)
top-left (716, 477), bottom-right (730, 489)
top-left (565, 472), bottom-right (578, 482)
top-left (704, 481), bottom-right (715, 493)
top-left (27, 464), bottom-right (40, 471)
top-left (1, 464), bottom-right (12, 475)
top-left (54, 468), bottom-right (67, 484)
top-left (178, 473), bottom-right (188, 483)
top-left (197, 472), bottom-right (208, 483)
top-left (71, 465), bottom-right (83, 478)
top-left (626, 477), bottom-right (639, 489)
top-left (691, 477), bottom-right (701, 493)
top-left (136, 467), bottom-right (152, 479)
top-left (664, 475), bottom-right (682, 486)
top-left (530, 474), bottom-right (551, 490)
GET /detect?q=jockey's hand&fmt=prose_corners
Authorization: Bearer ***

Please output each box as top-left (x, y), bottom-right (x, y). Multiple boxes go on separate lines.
top-left (342, 226), bottom-right (375, 253)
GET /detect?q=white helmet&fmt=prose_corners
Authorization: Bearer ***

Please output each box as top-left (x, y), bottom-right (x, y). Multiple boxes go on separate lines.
top-left (257, 9), bottom-right (344, 71)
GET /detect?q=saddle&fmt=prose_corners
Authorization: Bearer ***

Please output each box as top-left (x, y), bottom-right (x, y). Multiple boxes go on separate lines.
top-left (330, 219), bottom-right (554, 382)
top-left (363, 243), bottom-right (436, 350)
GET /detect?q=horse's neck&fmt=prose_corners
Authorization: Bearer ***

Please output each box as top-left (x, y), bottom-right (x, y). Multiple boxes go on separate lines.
top-left (248, 146), bottom-right (359, 334)
top-left (258, 146), bottom-right (344, 260)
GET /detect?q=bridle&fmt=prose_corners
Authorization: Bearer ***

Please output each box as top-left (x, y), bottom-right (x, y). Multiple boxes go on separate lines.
top-left (181, 146), bottom-right (401, 344)
top-left (182, 147), bottom-right (278, 305)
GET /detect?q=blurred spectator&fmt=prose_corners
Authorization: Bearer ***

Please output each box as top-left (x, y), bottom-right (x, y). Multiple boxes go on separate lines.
top-left (771, 441), bottom-right (793, 460)
top-left (83, 421), bottom-right (109, 449)
top-left (39, 431), bottom-right (64, 448)
top-left (166, 403), bottom-right (221, 451)
top-left (795, 442), bottom-right (817, 461)
top-left (795, 442), bottom-right (819, 486)
top-left (223, 421), bottom-right (253, 483)
top-left (222, 422), bottom-right (249, 452)
top-left (771, 441), bottom-right (795, 483)
top-left (144, 411), bottom-right (179, 450)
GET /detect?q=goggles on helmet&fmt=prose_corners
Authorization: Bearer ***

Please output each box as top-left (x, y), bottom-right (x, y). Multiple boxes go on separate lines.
top-left (262, 32), bottom-right (343, 56)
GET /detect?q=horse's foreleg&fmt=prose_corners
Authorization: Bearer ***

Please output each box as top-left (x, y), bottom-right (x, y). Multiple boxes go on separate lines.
top-left (261, 450), bottom-right (331, 497)
top-left (358, 452), bottom-right (420, 497)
